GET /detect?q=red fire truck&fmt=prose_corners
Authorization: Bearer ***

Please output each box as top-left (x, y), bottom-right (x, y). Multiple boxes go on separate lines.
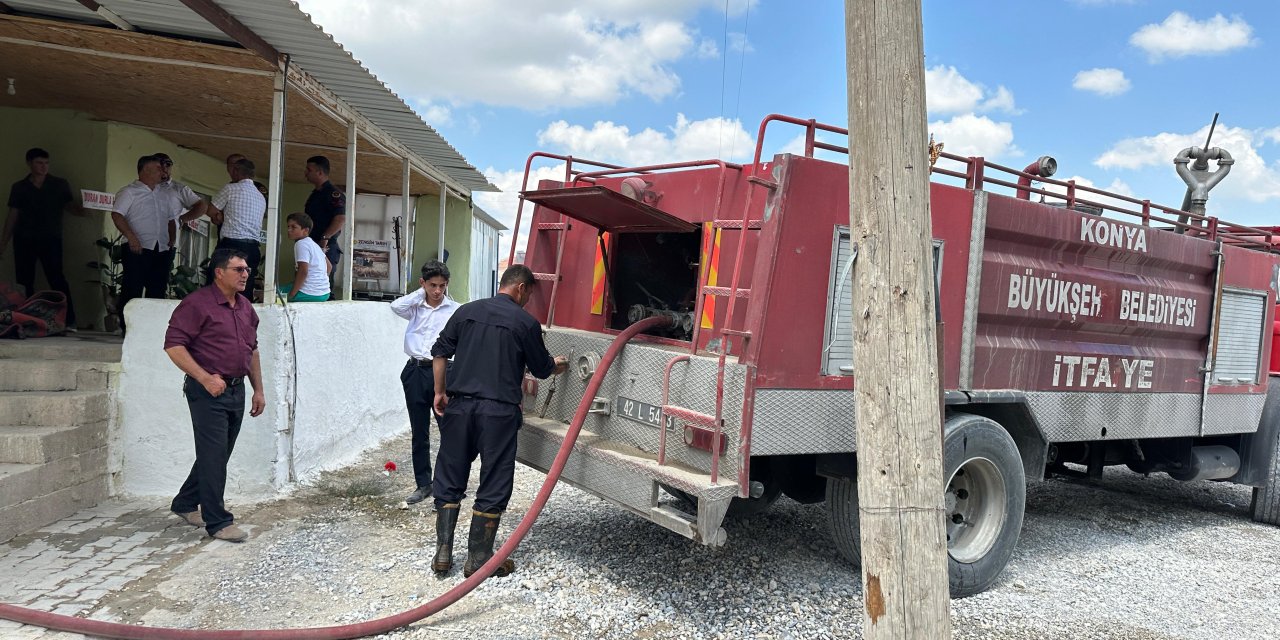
top-left (509, 114), bottom-right (1280, 597)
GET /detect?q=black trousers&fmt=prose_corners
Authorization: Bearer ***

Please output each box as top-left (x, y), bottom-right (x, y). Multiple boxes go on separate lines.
top-left (213, 238), bottom-right (261, 297)
top-left (171, 377), bottom-right (245, 535)
top-left (119, 247), bottom-right (173, 331)
top-left (12, 235), bottom-right (76, 326)
top-left (401, 358), bottom-right (442, 490)
top-left (432, 396), bottom-right (521, 513)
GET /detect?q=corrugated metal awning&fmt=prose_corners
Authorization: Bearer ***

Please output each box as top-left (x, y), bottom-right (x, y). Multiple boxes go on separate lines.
top-left (2, 0), bottom-right (496, 193)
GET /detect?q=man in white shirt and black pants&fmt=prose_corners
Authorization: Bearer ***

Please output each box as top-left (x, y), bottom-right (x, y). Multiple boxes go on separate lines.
top-left (390, 260), bottom-right (458, 507)
top-left (111, 155), bottom-right (178, 333)
top-left (208, 158), bottom-right (267, 300)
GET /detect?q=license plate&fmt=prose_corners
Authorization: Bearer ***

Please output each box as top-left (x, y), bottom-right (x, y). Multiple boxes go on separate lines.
top-left (616, 396), bottom-right (670, 428)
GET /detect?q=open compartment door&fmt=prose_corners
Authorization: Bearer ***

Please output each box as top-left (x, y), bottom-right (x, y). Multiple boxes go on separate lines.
top-left (521, 186), bottom-right (697, 233)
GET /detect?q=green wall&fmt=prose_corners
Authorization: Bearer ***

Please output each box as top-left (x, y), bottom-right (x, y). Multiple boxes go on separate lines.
top-left (0, 108), bottom-right (245, 329)
top-left (411, 193), bottom-right (474, 302)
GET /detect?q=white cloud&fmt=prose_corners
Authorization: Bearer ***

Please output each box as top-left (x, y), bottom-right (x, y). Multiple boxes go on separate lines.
top-left (1073, 68), bottom-right (1131, 97)
top-left (1095, 125), bottom-right (1280, 204)
top-left (412, 100), bottom-right (452, 127)
top-left (537, 114), bottom-right (755, 165)
top-left (727, 32), bottom-right (754, 54)
top-left (925, 65), bottom-right (1019, 116)
top-left (1130, 12), bottom-right (1255, 62)
top-left (928, 114), bottom-right (1018, 160)
top-left (697, 38), bottom-right (719, 58)
top-left (475, 163), bottom-right (570, 260)
top-left (293, 0), bottom-right (740, 109)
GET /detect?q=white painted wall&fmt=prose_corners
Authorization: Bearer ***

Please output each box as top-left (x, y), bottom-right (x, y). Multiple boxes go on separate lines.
top-left (117, 298), bottom-right (409, 500)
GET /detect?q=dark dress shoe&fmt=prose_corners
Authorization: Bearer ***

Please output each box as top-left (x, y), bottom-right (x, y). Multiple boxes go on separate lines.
top-left (405, 486), bottom-right (432, 505)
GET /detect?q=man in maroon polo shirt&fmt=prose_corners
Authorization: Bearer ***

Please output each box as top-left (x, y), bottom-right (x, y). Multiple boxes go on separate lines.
top-left (163, 248), bottom-right (265, 542)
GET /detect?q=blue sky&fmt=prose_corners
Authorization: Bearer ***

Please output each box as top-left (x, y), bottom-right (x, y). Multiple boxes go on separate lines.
top-left (293, 1), bottom-right (1279, 255)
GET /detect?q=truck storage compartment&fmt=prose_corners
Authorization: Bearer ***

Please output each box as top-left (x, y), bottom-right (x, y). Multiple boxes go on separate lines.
top-left (609, 230), bottom-right (702, 341)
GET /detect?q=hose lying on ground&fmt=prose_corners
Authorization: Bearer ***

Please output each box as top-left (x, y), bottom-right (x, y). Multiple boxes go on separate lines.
top-left (0, 315), bottom-right (676, 640)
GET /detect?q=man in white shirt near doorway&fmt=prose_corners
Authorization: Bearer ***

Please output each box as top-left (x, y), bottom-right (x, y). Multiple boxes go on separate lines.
top-left (390, 260), bottom-right (458, 505)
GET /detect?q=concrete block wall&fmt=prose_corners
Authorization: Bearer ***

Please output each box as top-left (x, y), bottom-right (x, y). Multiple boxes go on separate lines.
top-left (0, 337), bottom-right (120, 543)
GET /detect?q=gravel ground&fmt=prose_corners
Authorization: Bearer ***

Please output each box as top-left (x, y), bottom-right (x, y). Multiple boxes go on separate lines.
top-left (96, 432), bottom-right (1280, 639)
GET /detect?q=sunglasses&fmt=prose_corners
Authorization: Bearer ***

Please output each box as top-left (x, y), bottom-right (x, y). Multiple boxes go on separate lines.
top-left (222, 266), bottom-right (250, 273)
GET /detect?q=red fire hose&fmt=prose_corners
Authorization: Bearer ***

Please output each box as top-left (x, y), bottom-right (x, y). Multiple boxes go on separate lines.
top-left (0, 316), bottom-right (674, 639)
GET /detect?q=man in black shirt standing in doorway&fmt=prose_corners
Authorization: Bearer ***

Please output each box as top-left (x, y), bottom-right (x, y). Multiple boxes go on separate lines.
top-left (1, 148), bottom-right (81, 330)
top-left (303, 155), bottom-right (346, 288)
top-left (428, 264), bottom-right (567, 578)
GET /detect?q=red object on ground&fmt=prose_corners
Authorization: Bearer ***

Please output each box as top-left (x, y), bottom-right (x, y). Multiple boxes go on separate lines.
top-left (383, 461), bottom-right (397, 472)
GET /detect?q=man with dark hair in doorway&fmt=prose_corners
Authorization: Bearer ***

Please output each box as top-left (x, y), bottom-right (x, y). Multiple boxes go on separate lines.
top-left (152, 152), bottom-right (208, 226)
top-left (1, 147), bottom-right (82, 330)
top-left (303, 155), bottom-right (346, 287)
top-left (111, 155), bottom-right (176, 333)
top-left (390, 260), bottom-right (459, 506)
top-left (163, 247), bottom-right (264, 543)
top-left (428, 264), bottom-right (568, 577)
top-left (208, 157), bottom-right (267, 300)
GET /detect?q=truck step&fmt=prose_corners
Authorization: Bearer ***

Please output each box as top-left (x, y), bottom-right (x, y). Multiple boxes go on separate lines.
top-left (662, 405), bottom-right (718, 430)
top-left (701, 286), bottom-right (751, 298)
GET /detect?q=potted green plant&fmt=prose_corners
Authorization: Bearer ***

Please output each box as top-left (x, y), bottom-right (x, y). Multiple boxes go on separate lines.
top-left (86, 235), bottom-right (125, 331)
top-left (169, 255), bottom-right (208, 299)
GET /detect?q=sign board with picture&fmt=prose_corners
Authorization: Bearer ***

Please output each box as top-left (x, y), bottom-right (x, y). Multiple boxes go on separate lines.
top-left (352, 239), bottom-right (392, 280)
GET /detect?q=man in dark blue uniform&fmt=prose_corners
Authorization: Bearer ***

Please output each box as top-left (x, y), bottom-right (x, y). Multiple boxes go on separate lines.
top-left (302, 155), bottom-right (346, 285)
top-left (429, 264), bottom-right (567, 577)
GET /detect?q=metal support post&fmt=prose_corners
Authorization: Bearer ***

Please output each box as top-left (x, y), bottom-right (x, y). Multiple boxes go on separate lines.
top-left (438, 186), bottom-right (447, 262)
top-left (401, 157), bottom-right (412, 292)
top-left (342, 121), bottom-right (357, 301)
top-left (262, 69), bottom-right (286, 302)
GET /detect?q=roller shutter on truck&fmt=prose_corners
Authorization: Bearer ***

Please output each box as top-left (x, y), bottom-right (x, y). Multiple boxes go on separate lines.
top-left (1215, 288), bottom-right (1268, 385)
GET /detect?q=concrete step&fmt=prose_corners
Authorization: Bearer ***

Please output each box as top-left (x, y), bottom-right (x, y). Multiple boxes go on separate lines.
top-left (0, 475), bottom-right (110, 543)
top-left (0, 447), bottom-right (108, 510)
top-left (0, 333), bottom-right (122, 362)
top-left (0, 391), bottom-right (111, 427)
top-left (0, 422), bottom-right (109, 464)
top-left (0, 359), bottom-right (116, 392)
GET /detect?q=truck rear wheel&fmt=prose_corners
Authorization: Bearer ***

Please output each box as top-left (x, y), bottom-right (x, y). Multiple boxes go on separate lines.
top-left (825, 412), bottom-right (1026, 598)
top-left (1250, 381), bottom-right (1280, 525)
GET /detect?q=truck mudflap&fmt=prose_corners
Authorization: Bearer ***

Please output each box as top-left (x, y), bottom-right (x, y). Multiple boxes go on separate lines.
top-left (519, 414), bottom-right (739, 545)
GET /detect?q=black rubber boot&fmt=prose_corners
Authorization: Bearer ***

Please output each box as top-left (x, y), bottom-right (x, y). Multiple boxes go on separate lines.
top-left (462, 510), bottom-right (515, 578)
top-left (432, 503), bottom-right (460, 574)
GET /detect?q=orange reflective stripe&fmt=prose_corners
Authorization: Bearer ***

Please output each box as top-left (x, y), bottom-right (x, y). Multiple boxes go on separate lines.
top-left (590, 232), bottom-right (610, 315)
top-left (701, 225), bottom-right (721, 329)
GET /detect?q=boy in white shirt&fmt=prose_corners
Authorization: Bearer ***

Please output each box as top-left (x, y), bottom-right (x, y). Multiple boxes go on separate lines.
top-left (279, 213), bottom-right (331, 302)
top-left (389, 260), bottom-right (458, 510)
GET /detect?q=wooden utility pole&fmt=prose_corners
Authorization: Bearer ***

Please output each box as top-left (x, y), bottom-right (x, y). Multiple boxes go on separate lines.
top-left (845, 1), bottom-right (952, 638)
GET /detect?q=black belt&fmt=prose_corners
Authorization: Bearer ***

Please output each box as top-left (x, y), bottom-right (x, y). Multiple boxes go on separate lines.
top-left (186, 374), bottom-right (244, 386)
top-left (409, 357), bottom-right (433, 367)
top-left (221, 237), bottom-right (259, 246)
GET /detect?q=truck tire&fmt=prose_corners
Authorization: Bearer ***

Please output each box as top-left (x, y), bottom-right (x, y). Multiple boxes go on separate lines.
top-left (945, 413), bottom-right (1026, 597)
top-left (824, 412), bottom-right (1026, 598)
top-left (826, 475), bottom-right (862, 565)
top-left (1250, 380), bottom-right (1280, 525)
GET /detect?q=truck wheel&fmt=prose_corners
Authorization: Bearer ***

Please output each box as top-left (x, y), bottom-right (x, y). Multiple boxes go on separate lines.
top-left (945, 413), bottom-right (1025, 597)
top-left (1250, 381), bottom-right (1280, 525)
top-left (826, 475), bottom-right (862, 565)
top-left (824, 413), bottom-right (1026, 598)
